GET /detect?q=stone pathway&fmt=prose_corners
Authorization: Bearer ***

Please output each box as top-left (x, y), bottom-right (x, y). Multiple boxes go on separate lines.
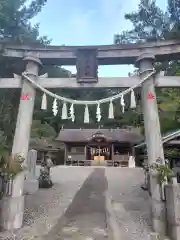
top-left (0, 166), bottom-right (152, 240)
top-left (42, 168), bottom-right (109, 240)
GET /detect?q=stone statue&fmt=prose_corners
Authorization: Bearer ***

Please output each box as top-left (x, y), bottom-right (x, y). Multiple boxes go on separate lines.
top-left (38, 154), bottom-right (53, 188)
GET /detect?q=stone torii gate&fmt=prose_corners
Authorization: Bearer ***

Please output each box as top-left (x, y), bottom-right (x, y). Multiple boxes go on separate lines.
top-left (1, 40), bottom-right (180, 233)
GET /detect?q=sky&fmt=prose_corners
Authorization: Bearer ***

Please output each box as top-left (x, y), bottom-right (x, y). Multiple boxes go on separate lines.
top-left (32, 0), bottom-right (167, 77)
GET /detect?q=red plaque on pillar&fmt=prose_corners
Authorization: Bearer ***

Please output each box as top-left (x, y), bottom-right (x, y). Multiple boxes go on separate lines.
top-left (147, 92), bottom-right (155, 100)
top-left (20, 94), bottom-right (29, 100)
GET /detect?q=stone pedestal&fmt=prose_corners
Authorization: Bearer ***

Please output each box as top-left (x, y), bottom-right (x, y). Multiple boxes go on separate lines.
top-left (24, 179), bottom-right (38, 194)
top-left (24, 149), bottom-right (38, 194)
top-left (165, 180), bottom-right (180, 240)
top-left (0, 172), bottom-right (25, 230)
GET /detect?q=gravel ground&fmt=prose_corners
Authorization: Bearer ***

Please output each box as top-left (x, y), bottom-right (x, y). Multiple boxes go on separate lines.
top-left (0, 166), bottom-right (153, 240)
top-left (105, 167), bottom-right (152, 240)
top-left (0, 166), bottom-right (93, 240)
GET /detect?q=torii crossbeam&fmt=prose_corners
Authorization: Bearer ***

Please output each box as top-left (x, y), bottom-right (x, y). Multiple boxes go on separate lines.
top-left (1, 74), bottom-right (180, 88)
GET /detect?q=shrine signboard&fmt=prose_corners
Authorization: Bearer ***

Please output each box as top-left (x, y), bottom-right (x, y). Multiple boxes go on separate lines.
top-left (76, 48), bottom-right (98, 83)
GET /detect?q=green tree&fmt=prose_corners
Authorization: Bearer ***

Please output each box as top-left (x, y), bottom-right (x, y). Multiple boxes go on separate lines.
top-left (117, 0), bottom-right (180, 134)
top-left (119, 0), bottom-right (180, 43)
top-left (0, 0), bottom-right (50, 148)
top-left (0, 0), bottom-right (49, 44)
top-left (31, 120), bottom-right (56, 138)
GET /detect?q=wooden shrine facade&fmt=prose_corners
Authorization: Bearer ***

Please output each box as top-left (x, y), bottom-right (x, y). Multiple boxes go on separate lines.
top-left (56, 129), bottom-right (143, 166)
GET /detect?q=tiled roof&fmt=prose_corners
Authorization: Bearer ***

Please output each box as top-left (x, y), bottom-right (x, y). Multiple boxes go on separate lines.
top-left (29, 138), bottom-right (63, 149)
top-left (135, 128), bottom-right (180, 148)
top-left (56, 128), bottom-right (143, 144)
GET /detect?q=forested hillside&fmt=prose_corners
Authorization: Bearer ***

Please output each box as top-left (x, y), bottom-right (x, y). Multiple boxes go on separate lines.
top-left (0, 0), bottom-right (180, 153)
top-left (117, 0), bottom-right (180, 134)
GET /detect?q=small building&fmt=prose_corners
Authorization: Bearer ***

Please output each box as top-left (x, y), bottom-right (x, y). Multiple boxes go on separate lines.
top-left (134, 129), bottom-right (180, 168)
top-left (29, 138), bottom-right (65, 165)
top-left (55, 128), bottom-right (143, 166)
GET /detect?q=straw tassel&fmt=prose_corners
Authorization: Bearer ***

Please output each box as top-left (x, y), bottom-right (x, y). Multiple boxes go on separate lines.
top-left (41, 93), bottom-right (47, 110)
top-left (108, 100), bottom-right (114, 119)
top-left (69, 103), bottom-right (75, 122)
top-left (84, 105), bottom-right (90, 123)
top-left (96, 103), bottom-right (101, 122)
top-left (120, 95), bottom-right (125, 113)
top-left (130, 89), bottom-right (136, 108)
top-left (61, 102), bottom-right (68, 119)
top-left (52, 98), bottom-right (58, 116)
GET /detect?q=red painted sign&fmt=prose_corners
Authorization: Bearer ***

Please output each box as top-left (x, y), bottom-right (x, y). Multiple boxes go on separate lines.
top-left (20, 94), bottom-right (29, 100)
top-left (147, 92), bottom-right (155, 100)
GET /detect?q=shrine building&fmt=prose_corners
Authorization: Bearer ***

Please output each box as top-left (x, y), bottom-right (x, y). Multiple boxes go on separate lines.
top-left (55, 128), bottom-right (143, 166)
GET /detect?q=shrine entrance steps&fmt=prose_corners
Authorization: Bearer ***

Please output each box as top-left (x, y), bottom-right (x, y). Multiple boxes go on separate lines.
top-left (91, 159), bottom-right (106, 166)
top-left (64, 160), bottom-right (129, 167)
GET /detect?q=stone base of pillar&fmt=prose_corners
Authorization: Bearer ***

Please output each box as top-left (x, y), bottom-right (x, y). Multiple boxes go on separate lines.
top-left (0, 195), bottom-right (24, 230)
top-left (151, 198), bottom-right (166, 235)
top-left (169, 225), bottom-right (180, 240)
top-left (152, 218), bottom-right (167, 236)
top-left (24, 179), bottom-right (39, 194)
top-left (149, 171), bottom-right (167, 236)
top-left (165, 183), bottom-right (180, 240)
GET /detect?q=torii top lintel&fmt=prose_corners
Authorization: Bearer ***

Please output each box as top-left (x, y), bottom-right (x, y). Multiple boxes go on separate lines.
top-left (2, 40), bottom-right (180, 65)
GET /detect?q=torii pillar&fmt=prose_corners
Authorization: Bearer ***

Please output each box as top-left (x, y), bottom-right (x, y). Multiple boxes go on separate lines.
top-left (12, 56), bottom-right (42, 158)
top-left (1, 56), bottom-right (42, 230)
top-left (136, 53), bottom-right (166, 235)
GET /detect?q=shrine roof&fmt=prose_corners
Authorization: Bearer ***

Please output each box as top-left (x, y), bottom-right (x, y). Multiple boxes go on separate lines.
top-left (56, 128), bottom-right (143, 144)
top-left (135, 128), bottom-right (180, 148)
top-left (29, 138), bottom-right (64, 150)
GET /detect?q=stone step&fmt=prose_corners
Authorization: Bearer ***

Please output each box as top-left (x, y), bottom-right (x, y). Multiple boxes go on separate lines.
top-left (91, 160), bottom-right (106, 166)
